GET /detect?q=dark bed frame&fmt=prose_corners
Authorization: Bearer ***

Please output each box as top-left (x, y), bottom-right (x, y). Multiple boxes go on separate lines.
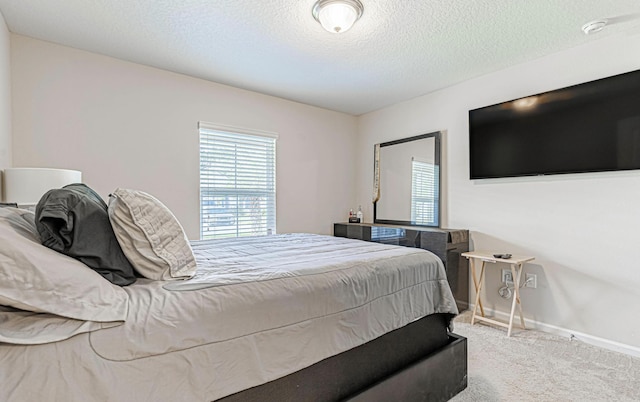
top-left (218, 313), bottom-right (467, 402)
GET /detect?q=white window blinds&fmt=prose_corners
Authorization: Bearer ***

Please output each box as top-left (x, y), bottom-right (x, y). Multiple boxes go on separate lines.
top-left (410, 159), bottom-right (439, 226)
top-left (199, 124), bottom-right (277, 239)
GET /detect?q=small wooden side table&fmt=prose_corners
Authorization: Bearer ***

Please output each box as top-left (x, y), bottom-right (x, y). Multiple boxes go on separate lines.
top-left (461, 251), bottom-right (535, 337)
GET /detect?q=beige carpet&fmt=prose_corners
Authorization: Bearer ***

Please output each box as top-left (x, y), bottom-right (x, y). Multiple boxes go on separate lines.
top-left (450, 312), bottom-right (640, 402)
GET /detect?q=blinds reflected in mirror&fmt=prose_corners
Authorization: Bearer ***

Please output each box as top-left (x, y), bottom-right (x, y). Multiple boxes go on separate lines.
top-left (410, 158), bottom-right (439, 226)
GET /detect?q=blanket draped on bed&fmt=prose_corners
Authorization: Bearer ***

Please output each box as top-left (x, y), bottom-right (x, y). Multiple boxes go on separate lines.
top-left (1, 233), bottom-right (458, 402)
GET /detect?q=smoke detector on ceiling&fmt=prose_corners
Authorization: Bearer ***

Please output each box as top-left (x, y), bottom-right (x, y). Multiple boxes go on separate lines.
top-left (582, 20), bottom-right (608, 35)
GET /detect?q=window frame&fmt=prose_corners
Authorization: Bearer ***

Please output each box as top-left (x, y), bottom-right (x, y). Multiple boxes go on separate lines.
top-left (198, 122), bottom-right (277, 240)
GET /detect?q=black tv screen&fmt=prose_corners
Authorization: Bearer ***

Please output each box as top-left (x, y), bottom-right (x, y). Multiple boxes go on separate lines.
top-left (469, 69), bottom-right (640, 179)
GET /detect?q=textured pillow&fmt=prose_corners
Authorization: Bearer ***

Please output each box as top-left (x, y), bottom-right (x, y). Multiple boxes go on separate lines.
top-left (108, 188), bottom-right (196, 281)
top-left (35, 183), bottom-right (137, 286)
top-left (0, 207), bottom-right (129, 322)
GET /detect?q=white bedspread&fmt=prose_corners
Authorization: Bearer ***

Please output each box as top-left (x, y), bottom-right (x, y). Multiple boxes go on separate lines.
top-left (170, 232), bottom-right (448, 289)
top-left (0, 233), bottom-right (458, 401)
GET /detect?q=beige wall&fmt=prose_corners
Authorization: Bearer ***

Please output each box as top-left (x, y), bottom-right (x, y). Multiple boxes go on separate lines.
top-left (11, 34), bottom-right (357, 238)
top-left (0, 11), bottom-right (10, 171)
top-left (357, 33), bottom-right (640, 352)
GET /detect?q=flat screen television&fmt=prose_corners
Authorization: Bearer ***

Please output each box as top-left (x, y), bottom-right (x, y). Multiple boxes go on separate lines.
top-left (468, 69), bottom-right (640, 179)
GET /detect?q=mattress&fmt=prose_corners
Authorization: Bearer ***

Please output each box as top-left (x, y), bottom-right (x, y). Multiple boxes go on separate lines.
top-left (0, 233), bottom-right (457, 401)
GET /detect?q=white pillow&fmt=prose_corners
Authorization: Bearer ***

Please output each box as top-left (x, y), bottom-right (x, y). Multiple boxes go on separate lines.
top-left (0, 207), bottom-right (129, 323)
top-left (108, 188), bottom-right (196, 280)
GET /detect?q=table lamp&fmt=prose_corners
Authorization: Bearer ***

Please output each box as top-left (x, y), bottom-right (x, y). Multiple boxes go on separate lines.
top-left (2, 167), bottom-right (82, 208)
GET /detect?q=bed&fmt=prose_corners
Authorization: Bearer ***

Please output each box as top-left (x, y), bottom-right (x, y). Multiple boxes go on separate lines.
top-left (0, 193), bottom-right (466, 402)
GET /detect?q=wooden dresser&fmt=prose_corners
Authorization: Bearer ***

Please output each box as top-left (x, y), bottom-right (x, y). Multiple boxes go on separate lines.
top-left (334, 222), bottom-right (469, 311)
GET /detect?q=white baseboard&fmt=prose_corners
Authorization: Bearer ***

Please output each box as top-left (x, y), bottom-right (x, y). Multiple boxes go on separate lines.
top-left (467, 305), bottom-right (640, 358)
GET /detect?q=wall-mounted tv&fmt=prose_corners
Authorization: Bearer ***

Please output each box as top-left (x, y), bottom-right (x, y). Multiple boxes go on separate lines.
top-left (468, 69), bottom-right (640, 179)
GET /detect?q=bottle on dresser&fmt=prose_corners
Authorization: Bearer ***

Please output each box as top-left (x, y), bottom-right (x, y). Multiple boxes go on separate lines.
top-left (349, 208), bottom-right (360, 223)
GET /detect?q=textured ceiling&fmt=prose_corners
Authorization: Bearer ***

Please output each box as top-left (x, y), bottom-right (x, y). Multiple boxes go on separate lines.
top-left (1, 0), bottom-right (639, 115)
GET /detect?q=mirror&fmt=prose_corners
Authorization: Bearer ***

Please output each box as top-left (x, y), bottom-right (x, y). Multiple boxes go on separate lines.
top-left (373, 131), bottom-right (441, 227)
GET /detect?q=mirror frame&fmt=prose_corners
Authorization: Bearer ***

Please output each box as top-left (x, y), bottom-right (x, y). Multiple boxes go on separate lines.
top-left (373, 131), bottom-right (441, 228)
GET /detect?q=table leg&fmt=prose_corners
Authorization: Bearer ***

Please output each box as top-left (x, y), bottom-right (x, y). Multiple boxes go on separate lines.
top-left (470, 259), bottom-right (485, 317)
top-left (470, 259), bottom-right (478, 324)
top-left (471, 261), bottom-right (486, 325)
top-left (515, 264), bottom-right (526, 330)
top-left (508, 263), bottom-right (525, 336)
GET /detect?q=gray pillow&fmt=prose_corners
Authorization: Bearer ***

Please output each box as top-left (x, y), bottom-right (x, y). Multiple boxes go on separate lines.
top-left (35, 183), bottom-right (137, 286)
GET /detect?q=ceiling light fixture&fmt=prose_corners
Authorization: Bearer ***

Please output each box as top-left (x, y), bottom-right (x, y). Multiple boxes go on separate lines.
top-left (312, 0), bottom-right (364, 34)
top-left (582, 19), bottom-right (607, 35)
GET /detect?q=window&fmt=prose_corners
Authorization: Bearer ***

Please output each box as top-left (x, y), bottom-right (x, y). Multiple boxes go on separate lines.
top-left (410, 158), bottom-right (438, 226)
top-left (199, 122), bottom-right (277, 239)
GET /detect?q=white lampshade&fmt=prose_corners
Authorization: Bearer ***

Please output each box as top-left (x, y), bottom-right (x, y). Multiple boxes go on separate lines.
top-left (313, 0), bottom-right (363, 34)
top-left (2, 168), bottom-right (82, 205)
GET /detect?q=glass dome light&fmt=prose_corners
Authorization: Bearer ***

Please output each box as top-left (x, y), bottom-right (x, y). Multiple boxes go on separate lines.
top-left (312, 0), bottom-right (364, 34)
